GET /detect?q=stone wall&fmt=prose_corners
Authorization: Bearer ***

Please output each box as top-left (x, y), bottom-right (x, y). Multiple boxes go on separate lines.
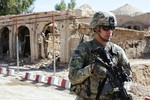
top-left (112, 28), bottom-right (150, 59)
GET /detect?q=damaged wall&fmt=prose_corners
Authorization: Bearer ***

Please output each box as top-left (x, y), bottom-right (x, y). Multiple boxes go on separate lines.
top-left (112, 28), bottom-right (150, 59)
top-left (0, 11), bottom-right (74, 63)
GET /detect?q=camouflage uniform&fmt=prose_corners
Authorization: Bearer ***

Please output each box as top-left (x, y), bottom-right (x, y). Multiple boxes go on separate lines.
top-left (68, 39), bottom-right (131, 100)
top-left (68, 11), bottom-right (132, 100)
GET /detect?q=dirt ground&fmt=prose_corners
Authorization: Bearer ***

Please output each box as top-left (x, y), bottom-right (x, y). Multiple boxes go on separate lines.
top-left (129, 59), bottom-right (150, 100)
top-left (0, 59), bottom-right (150, 100)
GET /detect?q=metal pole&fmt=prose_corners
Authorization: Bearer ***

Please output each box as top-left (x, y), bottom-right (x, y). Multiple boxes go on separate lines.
top-left (52, 15), bottom-right (56, 75)
top-left (16, 20), bottom-right (19, 75)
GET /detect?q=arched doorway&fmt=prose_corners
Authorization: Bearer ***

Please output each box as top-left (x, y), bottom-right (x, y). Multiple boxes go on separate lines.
top-left (18, 26), bottom-right (30, 58)
top-left (0, 26), bottom-right (9, 59)
top-left (41, 23), bottom-right (60, 59)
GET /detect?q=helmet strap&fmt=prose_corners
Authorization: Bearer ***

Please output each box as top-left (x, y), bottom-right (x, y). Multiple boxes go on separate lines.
top-left (97, 32), bottom-right (109, 42)
top-left (94, 26), bottom-right (109, 42)
top-left (93, 26), bottom-right (100, 32)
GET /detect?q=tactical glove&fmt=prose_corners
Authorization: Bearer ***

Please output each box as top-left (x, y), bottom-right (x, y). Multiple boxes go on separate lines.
top-left (91, 62), bottom-right (107, 78)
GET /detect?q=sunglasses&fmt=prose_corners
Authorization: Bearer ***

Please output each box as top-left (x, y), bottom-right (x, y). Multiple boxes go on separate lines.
top-left (101, 26), bottom-right (115, 31)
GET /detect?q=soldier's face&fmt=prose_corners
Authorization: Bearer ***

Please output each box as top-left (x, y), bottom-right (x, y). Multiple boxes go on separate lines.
top-left (99, 26), bottom-right (114, 42)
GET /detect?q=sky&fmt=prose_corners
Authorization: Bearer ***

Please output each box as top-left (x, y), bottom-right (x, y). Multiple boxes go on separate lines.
top-left (33, 0), bottom-right (150, 13)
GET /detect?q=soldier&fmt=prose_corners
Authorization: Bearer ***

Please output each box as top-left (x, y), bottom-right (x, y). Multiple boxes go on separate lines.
top-left (68, 11), bottom-right (132, 100)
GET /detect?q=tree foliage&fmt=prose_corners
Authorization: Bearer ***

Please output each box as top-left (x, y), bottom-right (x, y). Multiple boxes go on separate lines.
top-left (68, 0), bottom-right (76, 10)
top-left (55, 0), bottom-right (76, 11)
top-left (55, 0), bottom-right (66, 11)
top-left (0, 0), bottom-right (35, 15)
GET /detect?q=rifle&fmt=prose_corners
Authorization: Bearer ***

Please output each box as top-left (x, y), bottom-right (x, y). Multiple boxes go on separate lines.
top-left (92, 46), bottom-right (132, 100)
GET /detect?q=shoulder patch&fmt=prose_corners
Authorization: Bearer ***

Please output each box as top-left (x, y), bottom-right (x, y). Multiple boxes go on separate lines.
top-left (72, 50), bottom-right (80, 57)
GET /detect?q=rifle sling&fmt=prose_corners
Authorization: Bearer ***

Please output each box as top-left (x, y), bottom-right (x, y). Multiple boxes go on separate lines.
top-left (96, 75), bottom-right (108, 100)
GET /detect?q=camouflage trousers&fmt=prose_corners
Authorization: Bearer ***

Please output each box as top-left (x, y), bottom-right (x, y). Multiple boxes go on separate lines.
top-left (75, 92), bottom-right (122, 100)
top-left (75, 96), bottom-right (121, 100)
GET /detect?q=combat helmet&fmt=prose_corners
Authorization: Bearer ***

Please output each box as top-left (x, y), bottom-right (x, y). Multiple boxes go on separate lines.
top-left (89, 11), bottom-right (117, 30)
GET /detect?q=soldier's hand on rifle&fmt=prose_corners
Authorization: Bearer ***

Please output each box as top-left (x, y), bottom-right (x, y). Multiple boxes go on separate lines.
top-left (90, 56), bottom-right (115, 78)
top-left (91, 62), bottom-right (107, 78)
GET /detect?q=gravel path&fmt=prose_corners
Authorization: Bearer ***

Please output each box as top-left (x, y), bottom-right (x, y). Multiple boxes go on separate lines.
top-left (0, 74), bottom-right (75, 100)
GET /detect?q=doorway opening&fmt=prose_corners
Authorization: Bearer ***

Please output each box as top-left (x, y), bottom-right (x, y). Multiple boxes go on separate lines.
top-left (18, 26), bottom-right (30, 58)
top-left (0, 26), bottom-right (9, 59)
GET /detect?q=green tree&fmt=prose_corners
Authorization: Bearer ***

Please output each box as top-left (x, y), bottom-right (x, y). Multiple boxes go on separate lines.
top-left (55, 0), bottom-right (66, 11)
top-left (55, 0), bottom-right (76, 11)
top-left (0, 0), bottom-right (35, 15)
top-left (0, 0), bottom-right (8, 15)
top-left (68, 0), bottom-right (76, 10)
